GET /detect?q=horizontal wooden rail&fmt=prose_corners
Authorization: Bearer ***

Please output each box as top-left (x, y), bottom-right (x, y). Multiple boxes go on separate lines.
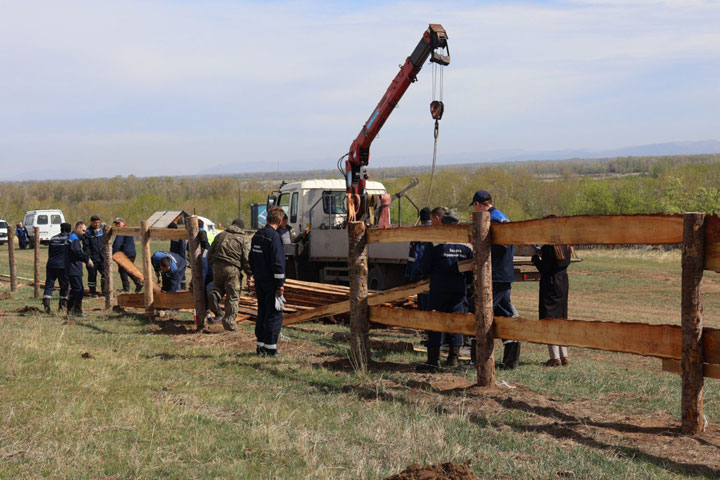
top-left (662, 359), bottom-right (720, 380)
top-left (117, 291), bottom-right (193, 309)
top-left (112, 227), bottom-right (189, 240)
top-left (368, 306), bottom-right (720, 363)
top-left (366, 214), bottom-right (685, 246)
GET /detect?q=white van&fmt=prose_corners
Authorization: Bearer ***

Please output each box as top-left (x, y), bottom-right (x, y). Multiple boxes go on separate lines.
top-left (196, 215), bottom-right (218, 244)
top-left (23, 210), bottom-right (66, 246)
top-left (0, 219), bottom-right (8, 246)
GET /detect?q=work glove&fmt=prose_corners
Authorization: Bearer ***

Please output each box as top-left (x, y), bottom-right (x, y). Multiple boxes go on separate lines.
top-left (275, 294), bottom-right (286, 312)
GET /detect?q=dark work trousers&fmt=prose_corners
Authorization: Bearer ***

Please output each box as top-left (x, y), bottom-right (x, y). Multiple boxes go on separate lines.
top-left (255, 282), bottom-right (283, 350)
top-left (67, 275), bottom-right (84, 312)
top-left (426, 291), bottom-right (466, 348)
top-left (87, 261), bottom-right (105, 293)
top-left (43, 267), bottom-right (69, 301)
top-left (492, 282), bottom-right (514, 317)
top-left (118, 255), bottom-right (141, 291)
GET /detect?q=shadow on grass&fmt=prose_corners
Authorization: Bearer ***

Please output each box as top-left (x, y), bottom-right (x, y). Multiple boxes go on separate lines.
top-left (75, 322), bottom-right (114, 334)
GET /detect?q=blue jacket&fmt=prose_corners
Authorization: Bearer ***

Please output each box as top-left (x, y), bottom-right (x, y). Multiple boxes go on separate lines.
top-left (151, 251), bottom-right (186, 292)
top-left (16, 226), bottom-right (28, 242)
top-left (170, 239), bottom-right (187, 259)
top-left (421, 242), bottom-right (474, 295)
top-left (250, 224), bottom-right (285, 288)
top-left (112, 233), bottom-right (136, 257)
top-left (47, 232), bottom-right (69, 269)
top-left (65, 232), bottom-right (89, 276)
top-left (405, 221), bottom-right (432, 282)
top-left (82, 225), bottom-right (104, 262)
top-left (490, 207), bottom-right (515, 283)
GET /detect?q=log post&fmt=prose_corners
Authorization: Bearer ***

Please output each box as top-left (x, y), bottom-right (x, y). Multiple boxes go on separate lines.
top-left (473, 211), bottom-right (495, 387)
top-left (103, 226), bottom-right (114, 309)
top-left (33, 227), bottom-right (41, 298)
top-left (185, 216), bottom-right (207, 330)
top-left (141, 221), bottom-right (154, 320)
top-left (348, 221), bottom-right (370, 372)
top-left (7, 228), bottom-right (17, 292)
top-left (681, 212), bottom-right (705, 434)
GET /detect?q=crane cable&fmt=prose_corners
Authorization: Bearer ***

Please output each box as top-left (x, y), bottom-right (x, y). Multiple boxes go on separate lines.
top-left (426, 62), bottom-right (444, 205)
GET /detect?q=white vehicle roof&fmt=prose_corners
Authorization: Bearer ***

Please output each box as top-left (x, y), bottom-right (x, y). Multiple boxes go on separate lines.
top-left (280, 179), bottom-right (386, 191)
top-left (25, 209), bottom-right (64, 214)
top-left (195, 215), bottom-right (215, 228)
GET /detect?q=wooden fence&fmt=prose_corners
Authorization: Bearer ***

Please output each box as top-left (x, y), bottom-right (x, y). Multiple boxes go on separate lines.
top-left (351, 213), bottom-right (720, 435)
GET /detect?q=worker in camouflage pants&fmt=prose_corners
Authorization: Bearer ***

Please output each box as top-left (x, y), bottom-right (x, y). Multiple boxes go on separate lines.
top-left (207, 218), bottom-right (252, 332)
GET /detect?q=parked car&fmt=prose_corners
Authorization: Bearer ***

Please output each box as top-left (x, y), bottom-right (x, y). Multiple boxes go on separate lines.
top-left (0, 219), bottom-right (8, 246)
top-left (23, 210), bottom-right (66, 246)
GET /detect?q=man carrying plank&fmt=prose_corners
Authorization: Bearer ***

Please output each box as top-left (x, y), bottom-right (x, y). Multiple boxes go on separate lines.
top-left (112, 217), bottom-right (143, 293)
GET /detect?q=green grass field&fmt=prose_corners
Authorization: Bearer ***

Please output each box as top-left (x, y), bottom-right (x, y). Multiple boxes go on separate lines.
top-left (1, 245), bottom-right (719, 479)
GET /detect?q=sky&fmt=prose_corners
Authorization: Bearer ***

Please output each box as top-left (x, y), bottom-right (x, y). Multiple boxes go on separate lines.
top-left (1, 0), bottom-right (720, 180)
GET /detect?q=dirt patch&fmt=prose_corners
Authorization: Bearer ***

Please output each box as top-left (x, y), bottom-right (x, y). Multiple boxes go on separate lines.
top-left (0, 292), bottom-right (12, 300)
top-left (16, 305), bottom-right (41, 314)
top-left (386, 462), bottom-right (478, 480)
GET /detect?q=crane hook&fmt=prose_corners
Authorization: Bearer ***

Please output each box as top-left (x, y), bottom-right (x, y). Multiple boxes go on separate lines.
top-left (430, 100), bottom-right (444, 120)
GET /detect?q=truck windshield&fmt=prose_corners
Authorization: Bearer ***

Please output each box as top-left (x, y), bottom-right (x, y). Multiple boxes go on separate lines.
top-left (322, 191), bottom-right (347, 215)
top-left (277, 193), bottom-right (290, 215)
top-left (37, 215), bottom-right (48, 225)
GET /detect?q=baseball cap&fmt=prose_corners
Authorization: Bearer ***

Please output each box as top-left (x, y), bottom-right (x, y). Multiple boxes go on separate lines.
top-left (469, 190), bottom-right (492, 206)
top-left (441, 210), bottom-right (460, 224)
top-left (113, 217), bottom-right (124, 224)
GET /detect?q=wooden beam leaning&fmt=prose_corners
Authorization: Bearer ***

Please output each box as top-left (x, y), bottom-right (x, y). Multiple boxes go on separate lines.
top-left (103, 226), bottom-right (114, 309)
top-left (117, 291), bottom-right (194, 309)
top-left (33, 227), bottom-right (40, 299)
top-left (140, 221), bottom-right (154, 319)
top-left (681, 212), bottom-right (705, 435)
top-left (185, 216), bottom-right (207, 330)
top-left (7, 228), bottom-right (17, 292)
top-left (366, 224), bottom-right (471, 244)
top-left (473, 211), bottom-right (495, 387)
top-left (348, 221), bottom-right (370, 372)
top-left (282, 279), bottom-right (430, 326)
top-left (492, 214), bottom-right (684, 245)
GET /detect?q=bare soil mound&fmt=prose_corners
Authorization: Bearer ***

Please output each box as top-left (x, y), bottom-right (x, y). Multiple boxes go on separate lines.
top-left (386, 462), bottom-right (478, 480)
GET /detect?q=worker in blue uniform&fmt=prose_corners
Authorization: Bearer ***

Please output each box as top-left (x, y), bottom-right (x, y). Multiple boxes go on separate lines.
top-left (419, 210), bottom-right (473, 369)
top-left (250, 206), bottom-right (286, 357)
top-left (112, 217), bottom-right (143, 293)
top-left (150, 251), bottom-right (186, 293)
top-left (16, 223), bottom-right (29, 249)
top-left (43, 222), bottom-right (71, 314)
top-left (82, 215), bottom-right (105, 296)
top-left (168, 222), bottom-right (188, 290)
top-left (65, 221), bottom-right (91, 317)
top-left (405, 207), bottom-right (433, 283)
top-left (470, 190), bottom-right (520, 369)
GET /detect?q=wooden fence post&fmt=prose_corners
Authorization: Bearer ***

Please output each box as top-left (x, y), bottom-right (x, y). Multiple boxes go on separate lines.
top-left (473, 211), bottom-right (495, 387)
top-left (33, 227), bottom-right (40, 298)
top-left (185, 216), bottom-right (207, 330)
top-left (348, 221), bottom-right (370, 372)
top-left (7, 228), bottom-right (17, 292)
top-left (681, 212), bottom-right (705, 434)
top-left (103, 226), bottom-right (114, 309)
top-left (141, 221), bottom-right (154, 320)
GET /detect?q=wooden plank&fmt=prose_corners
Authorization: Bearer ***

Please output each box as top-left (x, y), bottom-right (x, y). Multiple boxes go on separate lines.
top-left (118, 227), bottom-right (142, 237)
top-left (492, 214), bottom-right (684, 245)
top-left (141, 221), bottom-right (154, 319)
top-left (368, 306), bottom-right (720, 362)
top-left (704, 214), bottom-right (720, 272)
top-left (149, 227), bottom-right (189, 240)
top-left (473, 211), bottom-right (495, 387)
top-left (662, 359), bottom-right (720, 380)
top-left (116, 291), bottom-right (194, 309)
top-left (103, 225), bottom-right (114, 309)
top-left (282, 280), bottom-right (430, 326)
top-left (113, 251), bottom-right (159, 294)
top-left (185, 217), bottom-right (206, 329)
top-left (681, 212), bottom-right (705, 434)
top-left (366, 224), bottom-right (471, 244)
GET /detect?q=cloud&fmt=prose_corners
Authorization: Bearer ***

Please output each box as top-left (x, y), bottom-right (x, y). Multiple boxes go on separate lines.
top-left (1, 0), bottom-right (719, 178)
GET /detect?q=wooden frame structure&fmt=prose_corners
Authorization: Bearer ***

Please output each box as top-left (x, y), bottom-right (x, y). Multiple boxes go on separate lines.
top-left (352, 213), bottom-right (720, 435)
top-left (110, 217), bottom-right (206, 322)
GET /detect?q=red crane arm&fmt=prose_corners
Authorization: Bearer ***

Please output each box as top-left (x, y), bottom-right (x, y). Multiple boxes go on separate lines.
top-left (345, 24), bottom-right (449, 216)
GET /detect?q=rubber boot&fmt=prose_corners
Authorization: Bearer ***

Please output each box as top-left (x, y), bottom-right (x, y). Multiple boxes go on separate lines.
top-left (469, 338), bottom-right (477, 365)
top-left (101, 278), bottom-right (107, 296)
top-left (59, 298), bottom-right (67, 313)
top-left (446, 345), bottom-right (459, 367)
top-left (499, 341), bottom-right (521, 370)
top-left (89, 286), bottom-right (97, 297)
top-left (418, 346), bottom-right (441, 372)
top-left (43, 298), bottom-right (51, 314)
top-left (66, 298), bottom-right (75, 317)
top-left (74, 299), bottom-right (88, 318)
top-left (135, 281), bottom-right (144, 293)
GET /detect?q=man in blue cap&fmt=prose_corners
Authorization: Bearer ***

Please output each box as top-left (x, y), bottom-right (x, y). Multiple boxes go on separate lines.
top-left (470, 190), bottom-right (521, 369)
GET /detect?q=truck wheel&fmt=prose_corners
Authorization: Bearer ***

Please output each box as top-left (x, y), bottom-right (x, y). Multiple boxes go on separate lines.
top-left (368, 266), bottom-right (385, 291)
